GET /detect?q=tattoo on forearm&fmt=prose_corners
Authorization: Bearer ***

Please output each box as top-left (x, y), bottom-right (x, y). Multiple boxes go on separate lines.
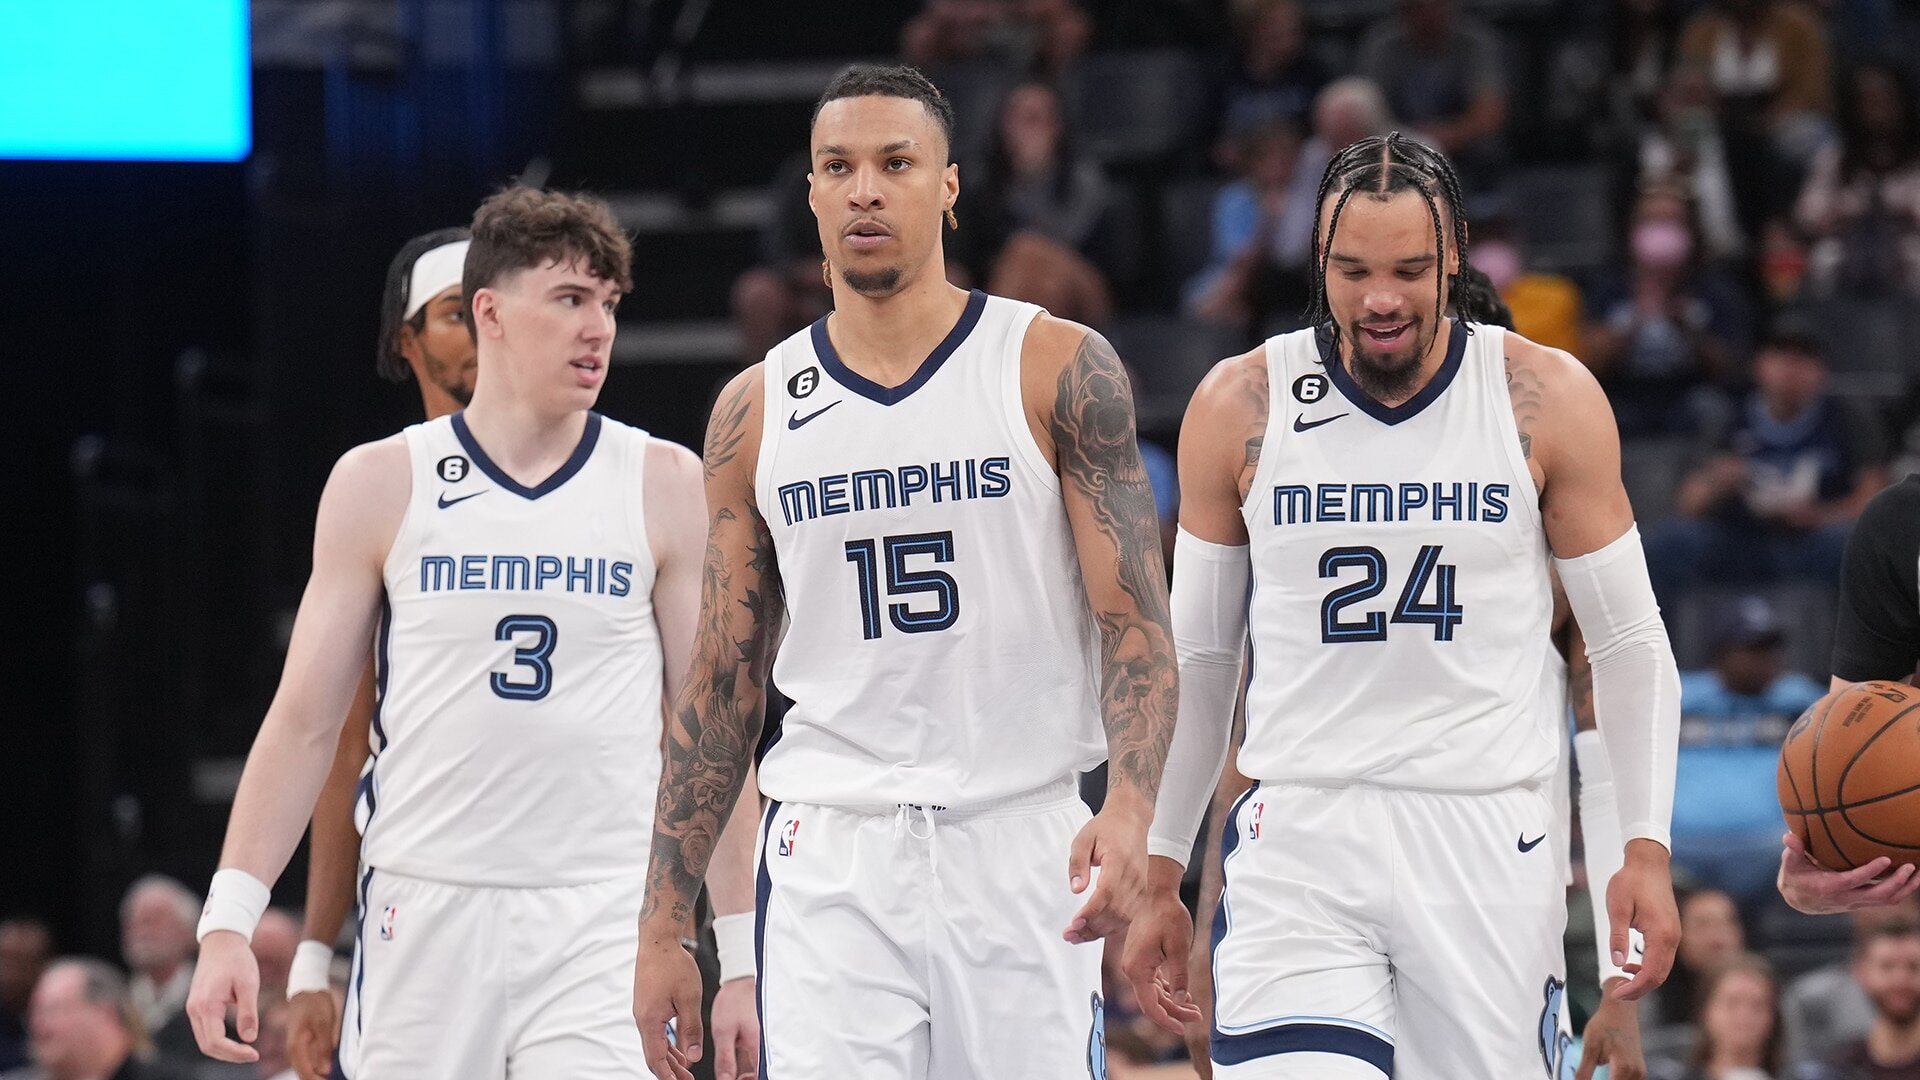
top-left (641, 391), bottom-right (784, 932)
top-left (1051, 330), bottom-right (1177, 801)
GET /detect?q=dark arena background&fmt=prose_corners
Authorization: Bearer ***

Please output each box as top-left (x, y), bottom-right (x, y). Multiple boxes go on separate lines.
top-left (5, 1), bottom-right (1920, 1077)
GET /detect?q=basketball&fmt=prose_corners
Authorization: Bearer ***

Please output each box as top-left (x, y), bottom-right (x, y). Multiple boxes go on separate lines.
top-left (1777, 680), bottom-right (1920, 871)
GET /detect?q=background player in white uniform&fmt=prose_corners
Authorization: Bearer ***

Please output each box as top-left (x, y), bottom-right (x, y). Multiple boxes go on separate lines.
top-left (1131, 133), bottom-right (1683, 1078)
top-left (629, 65), bottom-right (1185, 1080)
top-left (181, 187), bottom-right (760, 1079)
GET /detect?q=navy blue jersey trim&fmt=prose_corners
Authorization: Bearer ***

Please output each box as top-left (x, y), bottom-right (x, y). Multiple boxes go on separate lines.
top-left (1317, 319), bottom-right (1469, 426)
top-left (1212, 1021), bottom-right (1393, 1073)
top-left (754, 800), bottom-right (781, 1077)
top-left (810, 289), bottom-right (987, 406)
top-left (450, 410), bottom-right (603, 499)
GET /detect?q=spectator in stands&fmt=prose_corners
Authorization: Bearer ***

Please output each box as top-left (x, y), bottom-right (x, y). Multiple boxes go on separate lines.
top-left (1678, 0), bottom-right (1834, 165)
top-left (1184, 121), bottom-right (1311, 338)
top-left (1209, 0), bottom-right (1330, 171)
top-left (1785, 899), bottom-right (1920, 1074)
top-left (1802, 918), bottom-right (1920, 1080)
top-left (0, 920), bottom-right (51, 1072)
top-left (10, 958), bottom-right (188, 1080)
top-left (1672, 597), bottom-right (1827, 902)
top-left (1583, 183), bottom-right (1748, 436)
top-left (958, 78), bottom-right (1114, 325)
top-left (731, 152), bottom-right (832, 363)
top-left (900, 0), bottom-right (1090, 79)
top-left (1472, 218), bottom-right (1584, 354)
top-left (1642, 64), bottom-right (1749, 264)
top-left (1650, 953), bottom-right (1786, 1080)
top-left (1615, 0), bottom-right (1688, 122)
top-left (1650, 318), bottom-right (1889, 603)
top-left (1651, 889), bottom-right (1752, 1032)
top-left (1795, 61), bottom-right (1920, 298)
top-left (1354, 0), bottom-right (1508, 202)
top-left (1270, 78), bottom-right (1393, 308)
top-left (118, 877), bottom-right (200, 1068)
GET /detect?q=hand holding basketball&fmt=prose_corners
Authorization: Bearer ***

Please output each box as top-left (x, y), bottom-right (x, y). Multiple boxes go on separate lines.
top-left (1777, 681), bottom-right (1920, 876)
top-left (1777, 831), bottom-right (1920, 914)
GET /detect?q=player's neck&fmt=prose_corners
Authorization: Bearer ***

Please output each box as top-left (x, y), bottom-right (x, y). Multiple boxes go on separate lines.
top-left (1870, 1013), bottom-right (1920, 1064)
top-left (459, 387), bottom-right (590, 481)
top-left (825, 274), bottom-right (972, 386)
top-left (417, 382), bottom-right (465, 421)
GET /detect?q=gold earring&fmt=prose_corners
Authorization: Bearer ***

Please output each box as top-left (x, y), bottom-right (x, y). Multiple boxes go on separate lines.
top-left (945, 208), bottom-right (959, 231)
top-left (821, 259), bottom-right (832, 287)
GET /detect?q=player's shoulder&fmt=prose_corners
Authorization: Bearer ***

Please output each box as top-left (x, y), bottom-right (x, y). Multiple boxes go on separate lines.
top-left (329, 432), bottom-right (411, 489)
top-left (1187, 342), bottom-right (1272, 426)
top-left (1020, 311), bottom-right (1111, 377)
top-left (643, 437), bottom-right (704, 502)
top-left (1496, 328), bottom-right (1610, 417)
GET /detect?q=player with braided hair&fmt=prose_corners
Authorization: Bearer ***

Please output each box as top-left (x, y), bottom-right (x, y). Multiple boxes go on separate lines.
top-left (1127, 133), bottom-right (1682, 1077)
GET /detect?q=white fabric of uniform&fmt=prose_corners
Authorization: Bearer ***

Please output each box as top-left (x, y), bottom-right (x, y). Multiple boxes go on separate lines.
top-left (1210, 784), bottom-right (1569, 1079)
top-left (364, 412), bottom-right (662, 886)
top-left (753, 290), bottom-right (1105, 808)
top-left (1220, 322), bottom-right (1568, 1075)
top-left (347, 412), bottom-right (666, 1078)
top-left (1150, 528), bottom-right (1251, 865)
top-left (753, 784), bottom-right (1104, 1080)
top-left (1236, 323), bottom-right (1557, 791)
top-left (1554, 525), bottom-right (1681, 850)
top-left (1542, 640), bottom-right (1574, 888)
top-left (1575, 729), bottom-right (1641, 984)
top-left (339, 869), bottom-right (647, 1080)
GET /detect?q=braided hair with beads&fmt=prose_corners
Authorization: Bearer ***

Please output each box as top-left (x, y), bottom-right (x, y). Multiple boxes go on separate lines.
top-left (1306, 132), bottom-right (1497, 351)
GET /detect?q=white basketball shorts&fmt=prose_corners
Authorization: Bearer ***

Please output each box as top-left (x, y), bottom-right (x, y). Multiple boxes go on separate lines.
top-left (339, 868), bottom-right (647, 1080)
top-left (1210, 782), bottom-right (1570, 1079)
top-left (754, 778), bottom-right (1107, 1079)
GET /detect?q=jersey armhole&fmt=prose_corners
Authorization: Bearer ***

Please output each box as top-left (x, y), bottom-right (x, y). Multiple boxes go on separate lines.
top-left (379, 425), bottom-right (428, 585)
top-left (1484, 328), bottom-right (1546, 534)
top-left (627, 428), bottom-right (658, 591)
top-left (753, 350), bottom-right (784, 525)
top-left (1238, 336), bottom-right (1289, 522)
top-left (1003, 304), bottom-right (1063, 494)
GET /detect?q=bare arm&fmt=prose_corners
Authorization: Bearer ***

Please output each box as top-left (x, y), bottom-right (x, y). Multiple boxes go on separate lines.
top-left (302, 679), bottom-right (371, 945)
top-left (645, 438), bottom-right (762, 923)
top-left (639, 368), bottom-right (783, 943)
top-left (219, 440), bottom-right (408, 883)
top-left (1029, 318), bottom-right (1178, 808)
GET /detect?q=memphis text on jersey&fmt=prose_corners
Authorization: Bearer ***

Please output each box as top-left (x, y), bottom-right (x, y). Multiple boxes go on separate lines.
top-left (417, 553), bottom-right (636, 596)
top-left (775, 456), bottom-right (1013, 527)
top-left (1270, 480), bottom-right (1512, 526)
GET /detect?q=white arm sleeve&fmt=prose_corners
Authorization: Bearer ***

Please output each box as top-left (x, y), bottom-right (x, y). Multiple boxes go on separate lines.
top-left (1554, 525), bottom-right (1680, 851)
top-left (1148, 528), bottom-right (1251, 866)
top-left (1574, 729), bottom-right (1640, 985)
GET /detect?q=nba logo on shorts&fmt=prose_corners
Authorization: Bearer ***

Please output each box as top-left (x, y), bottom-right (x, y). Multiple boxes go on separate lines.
top-left (1248, 801), bottom-right (1265, 841)
top-left (379, 906), bottom-right (397, 941)
top-left (778, 818), bottom-right (800, 857)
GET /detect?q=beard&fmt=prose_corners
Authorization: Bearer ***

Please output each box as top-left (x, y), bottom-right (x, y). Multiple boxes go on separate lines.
top-left (839, 265), bottom-right (904, 296)
top-left (421, 346), bottom-right (474, 406)
top-left (1871, 988), bottom-right (1920, 1027)
top-left (1342, 316), bottom-right (1436, 401)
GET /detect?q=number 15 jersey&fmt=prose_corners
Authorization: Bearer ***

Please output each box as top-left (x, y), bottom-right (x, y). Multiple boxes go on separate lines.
top-left (1240, 322), bottom-right (1557, 792)
top-left (754, 290), bottom-right (1106, 808)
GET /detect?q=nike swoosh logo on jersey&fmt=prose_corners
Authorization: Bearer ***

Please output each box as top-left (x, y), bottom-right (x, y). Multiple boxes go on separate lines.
top-left (788, 401), bottom-right (841, 430)
top-left (437, 490), bottom-right (488, 509)
top-left (1292, 413), bottom-right (1348, 432)
top-left (1517, 833), bottom-right (1546, 853)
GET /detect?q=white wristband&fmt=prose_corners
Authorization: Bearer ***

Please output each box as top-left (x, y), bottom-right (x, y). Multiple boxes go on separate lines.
top-left (286, 940), bottom-right (334, 999)
top-left (713, 912), bottom-right (754, 985)
top-left (196, 868), bottom-right (271, 943)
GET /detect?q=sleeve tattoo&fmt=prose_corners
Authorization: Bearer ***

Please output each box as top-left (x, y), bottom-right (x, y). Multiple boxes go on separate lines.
top-left (1050, 330), bottom-right (1179, 801)
top-left (641, 379), bottom-right (784, 930)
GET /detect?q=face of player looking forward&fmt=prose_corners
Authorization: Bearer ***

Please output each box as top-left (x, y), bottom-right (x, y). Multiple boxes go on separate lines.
top-left (809, 94), bottom-right (959, 299)
top-left (471, 258), bottom-right (620, 414)
top-left (1319, 188), bottom-right (1458, 402)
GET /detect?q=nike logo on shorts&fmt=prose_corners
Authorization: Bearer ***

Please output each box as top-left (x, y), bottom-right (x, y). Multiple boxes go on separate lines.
top-left (1292, 413), bottom-right (1348, 432)
top-left (788, 401), bottom-right (841, 430)
top-left (1517, 833), bottom-right (1546, 853)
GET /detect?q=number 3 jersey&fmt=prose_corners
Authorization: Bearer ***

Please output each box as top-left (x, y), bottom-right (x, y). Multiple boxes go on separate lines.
top-left (754, 290), bottom-right (1106, 808)
top-left (363, 412), bottom-right (664, 886)
top-left (1240, 322), bottom-right (1557, 792)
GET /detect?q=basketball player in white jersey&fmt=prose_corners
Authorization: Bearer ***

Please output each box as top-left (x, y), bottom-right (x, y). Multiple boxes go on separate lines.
top-left (1130, 133), bottom-right (1684, 1078)
top-left (628, 64), bottom-right (1183, 1080)
top-left (182, 187), bottom-right (760, 1079)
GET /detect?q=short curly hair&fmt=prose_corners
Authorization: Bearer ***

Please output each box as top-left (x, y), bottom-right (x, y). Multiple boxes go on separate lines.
top-left (462, 187), bottom-right (633, 340)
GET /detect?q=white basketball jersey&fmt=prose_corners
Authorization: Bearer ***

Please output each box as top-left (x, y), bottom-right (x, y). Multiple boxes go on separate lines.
top-left (363, 412), bottom-right (664, 886)
top-left (1239, 322), bottom-right (1557, 791)
top-left (754, 290), bottom-right (1106, 807)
